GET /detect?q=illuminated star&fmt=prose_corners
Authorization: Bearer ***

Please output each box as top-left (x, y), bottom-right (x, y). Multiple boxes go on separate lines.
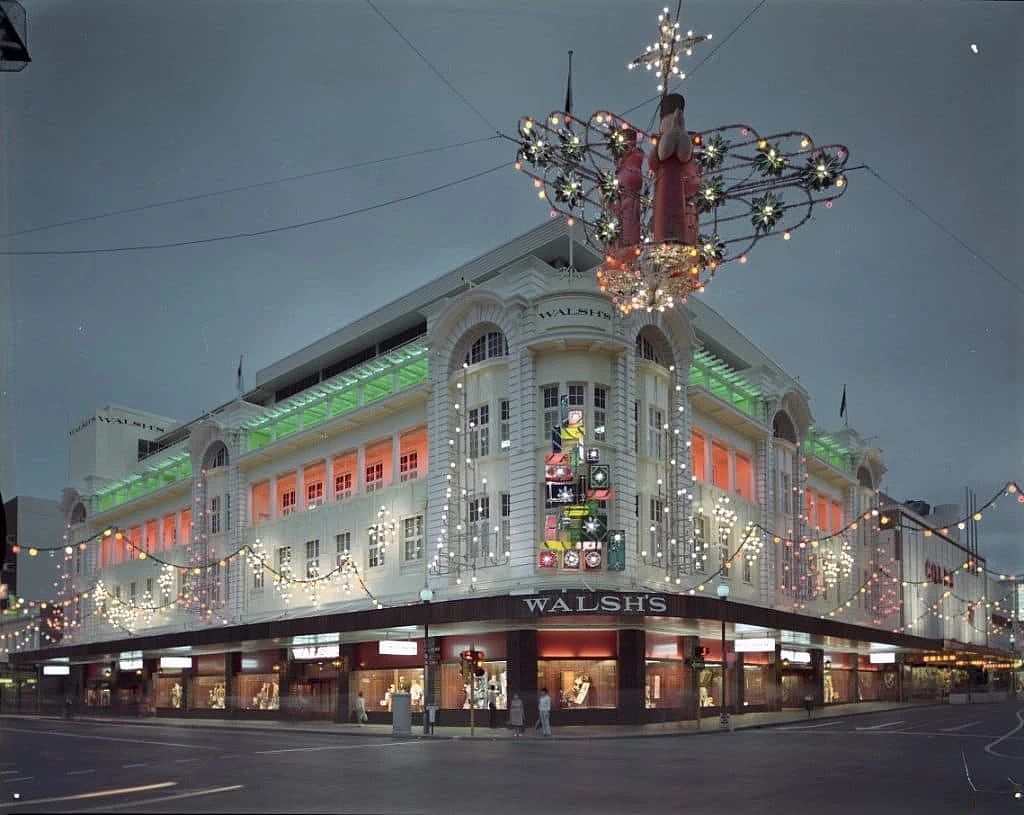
top-left (627, 5), bottom-right (712, 93)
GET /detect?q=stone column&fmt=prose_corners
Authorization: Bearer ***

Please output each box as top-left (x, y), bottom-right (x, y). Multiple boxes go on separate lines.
top-left (337, 643), bottom-right (355, 723)
top-left (226, 653), bottom-right (239, 716)
top-left (391, 432), bottom-right (401, 487)
top-left (617, 629), bottom-right (645, 725)
top-left (682, 635), bottom-right (701, 719)
top-left (506, 629), bottom-right (538, 716)
top-left (810, 648), bottom-right (825, 708)
top-left (325, 456), bottom-right (335, 502)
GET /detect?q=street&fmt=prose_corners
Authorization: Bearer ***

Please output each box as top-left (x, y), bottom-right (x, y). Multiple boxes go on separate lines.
top-left (3, 705), bottom-right (1024, 813)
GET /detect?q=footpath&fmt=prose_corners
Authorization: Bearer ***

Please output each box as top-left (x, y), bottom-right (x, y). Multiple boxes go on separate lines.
top-left (1, 700), bottom-right (944, 740)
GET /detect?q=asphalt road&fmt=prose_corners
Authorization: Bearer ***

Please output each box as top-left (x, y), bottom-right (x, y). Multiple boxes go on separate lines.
top-left (3, 705), bottom-right (1024, 813)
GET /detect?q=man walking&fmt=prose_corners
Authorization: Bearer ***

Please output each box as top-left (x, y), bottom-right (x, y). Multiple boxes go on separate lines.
top-left (538, 687), bottom-right (552, 737)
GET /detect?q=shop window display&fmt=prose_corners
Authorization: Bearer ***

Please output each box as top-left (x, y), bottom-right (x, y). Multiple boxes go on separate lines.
top-left (439, 662), bottom-right (507, 710)
top-left (234, 674), bottom-right (281, 710)
top-left (742, 664), bottom-right (769, 706)
top-left (190, 674), bottom-right (227, 709)
top-left (352, 668), bottom-right (427, 713)
top-left (644, 661), bottom-right (683, 708)
top-left (697, 666), bottom-right (722, 709)
top-left (155, 675), bottom-right (184, 709)
top-left (537, 659), bottom-right (617, 709)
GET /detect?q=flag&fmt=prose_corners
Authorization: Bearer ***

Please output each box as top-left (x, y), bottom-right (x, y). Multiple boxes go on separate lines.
top-left (237, 354), bottom-right (244, 393)
top-left (839, 384), bottom-right (847, 419)
top-left (564, 50), bottom-right (573, 114)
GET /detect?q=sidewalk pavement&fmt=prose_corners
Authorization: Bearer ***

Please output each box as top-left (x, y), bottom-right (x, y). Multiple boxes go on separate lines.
top-left (1, 700), bottom-right (945, 740)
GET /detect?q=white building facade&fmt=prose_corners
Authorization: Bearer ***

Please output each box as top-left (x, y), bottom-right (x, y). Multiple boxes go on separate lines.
top-left (7, 222), bottom-right (1014, 722)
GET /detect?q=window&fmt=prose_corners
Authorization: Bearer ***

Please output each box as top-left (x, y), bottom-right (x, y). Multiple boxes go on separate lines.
top-left (305, 539), bottom-right (320, 578)
top-left (712, 442), bottom-right (730, 491)
top-left (501, 492), bottom-right (511, 548)
top-left (115, 585), bottom-right (122, 601)
top-left (468, 405), bottom-right (490, 458)
top-left (633, 401), bottom-right (640, 453)
top-left (365, 462), bottom-right (384, 492)
top-left (635, 334), bottom-right (662, 364)
top-left (130, 582), bottom-right (137, 604)
top-left (734, 454), bottom-right (753, 502)
top-left (335, 472), bottom-right (353, 500)
top-left (691, 431), bottom-right (707, 482)
top-left (568, 384), bottom-right (585, 410)
top-left (469, 496), bottom-right (490, 557)
top-left (500, 400), bottom-right (511, 449)
top-left (543, 386), bottom-right (560, 438)
top-left (306, 481), bottom-right (324, 506)
top-left (281, 489), bottom-right (297, 516)
top-left (253, 563), bottom-right (265, 591)
top-left (781, 471), bottom-right (792, 514)
top-left (210, 445), bottom-right (229, 469)
top-left (367, 526), bottom-right (385, 568)
top-left (225, 494), bottom-right (231, 531)
top-left (831, 501), bottom-right (843, 535)
top-left (593, 387), bottom-right (607, 441)
top-left (210, 496), bottom-right (221, 534)
top-left (403, 516), bottom-right (423, 561)
top-left (743, 554), bottom-right (753, 584)
top-left (649, 497), bottom-right (664, 554)
top-left (277, 546), bottom-right (292, 577)
top-left (693, 514), bottom-right (707, 572)
top-left (648, 407), bottom-right (664, 459)
top-left (719, 529), bottom-right (732, 578)
top-left (466, 330), bottom-right (508, 365)
top-left (336, 532), bottom-right (351, 568)
top-left (210, 562), bottom-right (221, 604)
top-left (400, 451), bottom-right (419, 482)
top-left (146, 577), bottom-right (153, 597)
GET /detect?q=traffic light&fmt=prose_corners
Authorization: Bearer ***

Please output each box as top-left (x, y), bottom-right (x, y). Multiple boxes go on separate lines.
top-left (473, 650), bottom-right (486, 677)
top-left (459, 649), bottom-right (474, 680)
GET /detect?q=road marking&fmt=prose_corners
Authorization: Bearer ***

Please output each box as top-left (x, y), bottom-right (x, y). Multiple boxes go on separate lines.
top-left (219, 754), bottom-right (241, 759)
top-left (122, 763), bottom-right (148, 769)
top-left (0, 782), bottom-right (176, 809)
top-left (66, 769), bottom-right (96, 776)
top-left (0, 726), bottom-right (217, 751)
top-left (0, 778), bottom-right (33, 785)
top-left (77, 784), bottom-right (244, 812)
top-left (940, 721), bottom-right (981, 732)
top-left (856, 720), bottom-right (906, 730)
top-left (781, 720), bottom-right (843, 730)
top-left (174, 758), bottom-right (199, 763)
top-left (256, 739), bottom-right (421, 755)
top-left (984, 709), bottom-right (1024, 758)
top-left (0, 772), bottom-right (20, 776)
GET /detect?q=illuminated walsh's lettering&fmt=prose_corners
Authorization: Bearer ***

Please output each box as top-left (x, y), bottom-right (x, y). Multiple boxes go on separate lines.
top-left (522, 592), bottom-right (667, 615)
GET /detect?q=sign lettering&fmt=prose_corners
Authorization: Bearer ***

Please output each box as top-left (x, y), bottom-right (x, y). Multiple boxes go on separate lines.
top-left (521, 592), bottom-right (667, 615)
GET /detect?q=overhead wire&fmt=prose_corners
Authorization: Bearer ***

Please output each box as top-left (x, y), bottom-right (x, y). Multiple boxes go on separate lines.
top-left (0, 162), bottom-right (510, 256)
top-left (0, 135), bottom-right (502, 240)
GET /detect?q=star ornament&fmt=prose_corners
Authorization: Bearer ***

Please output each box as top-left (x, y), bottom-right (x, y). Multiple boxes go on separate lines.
top-left (628, 5), bottom-right (712, 92)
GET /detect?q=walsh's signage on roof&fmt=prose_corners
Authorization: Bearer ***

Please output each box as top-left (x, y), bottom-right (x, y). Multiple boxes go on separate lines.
top-left (521, 592), bottom-right (667, 615)
top-left (536, 295), bottom-right (613, 330)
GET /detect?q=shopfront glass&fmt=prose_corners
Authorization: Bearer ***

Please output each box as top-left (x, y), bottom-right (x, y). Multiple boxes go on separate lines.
top-left (439, 662), bottom-right (507, 710)
top-left (290, 663), bottom-right (339, 717)
top-left (743, 664), bottom-right (769, 706)
top-left (537, 659), bottom-right (618, 709)
top-left (352, 668), bottom-right (427, 713)
top-left (190, 674), bottom-right (228, 709)
top-left (155, 675), bottom-right (185, 709)
top-left (235, 673), bottom-right (280, 710)
top-left (645, 661), bottom-right (683, 709)
top-left (696, 666), bottom-right (722, 710)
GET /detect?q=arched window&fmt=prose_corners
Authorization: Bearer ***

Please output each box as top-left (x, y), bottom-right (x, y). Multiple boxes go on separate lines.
top-left (203, 442), bottom-right (230, 471)
top-left (772, 411), bottom-right (797, 445)
top-left (857, 466), bottom-right (874, 490)
top-left (70, 503), bottom-right (87, 524)
top-left (464, 330), bottom-right (508, 366)
top-left (634, 334), bottom-right (664, 365)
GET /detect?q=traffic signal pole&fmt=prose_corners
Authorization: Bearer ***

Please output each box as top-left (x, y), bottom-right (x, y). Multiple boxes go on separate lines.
top-left (469, 643), bottom-right (475, 736)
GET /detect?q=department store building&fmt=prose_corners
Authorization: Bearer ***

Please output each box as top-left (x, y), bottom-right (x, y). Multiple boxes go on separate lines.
top-left (9, 221), bottom-right (1014, 724)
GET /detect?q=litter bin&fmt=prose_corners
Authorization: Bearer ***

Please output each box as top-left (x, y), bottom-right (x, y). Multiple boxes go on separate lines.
top-left (804, 695), bottom-right (814, 717)
top-left (391, 692), bottom-right (411, 735)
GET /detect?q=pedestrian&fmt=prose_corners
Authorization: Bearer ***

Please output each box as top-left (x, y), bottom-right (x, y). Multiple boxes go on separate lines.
top-left (538, 687), bottom-right (552, 737)
top-left (355, 691), bottom-right (368, 725)
top-left (487, 684), bottom-right (498, 728)
top-left (509, 693), bottom-right (525, 736)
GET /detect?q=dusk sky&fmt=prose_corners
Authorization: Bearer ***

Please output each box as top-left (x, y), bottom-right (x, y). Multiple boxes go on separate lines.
top-left (1, 1), bottom-right (1021, 568)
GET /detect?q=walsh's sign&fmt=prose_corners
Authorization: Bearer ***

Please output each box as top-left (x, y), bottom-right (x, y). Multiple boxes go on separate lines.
top-left (535, 295), bottom-right (614, 331)
top-left (521, 592), bottom-right (667, 615)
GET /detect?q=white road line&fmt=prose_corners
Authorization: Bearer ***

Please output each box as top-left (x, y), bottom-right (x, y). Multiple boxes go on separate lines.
top-left (122, 763), bottom-right (148, 768)
top-left (256, 739), bottom-right (421, 755)
top-left (0, 772), bottom-right (20, 776)
top-left (174, 758), bottom-right (199, 763)
top-left (985, 709), bottom-right (1024, 758)
top-left (77, 784), bottom-right (244, 812)
top-left (66, 769), bottom-right (96, 776)
top-left (0, 778), bottom-right (34, 785)
top-left (780, 720), bottom-right (843, 730)
top-left (0, 726), bottom-right (217, 751)
top-left (219, 754), bottom-right (241, 759)
top-left (0, 782), bottom-right (176, 809)
top-left (940, 721), bottom-right (981, 732)
top-left (856, 720), bottom-right (906, 730)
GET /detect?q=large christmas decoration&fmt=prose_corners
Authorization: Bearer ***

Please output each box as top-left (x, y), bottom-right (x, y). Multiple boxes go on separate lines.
top-left (515, 5), bottom-right (849, 313)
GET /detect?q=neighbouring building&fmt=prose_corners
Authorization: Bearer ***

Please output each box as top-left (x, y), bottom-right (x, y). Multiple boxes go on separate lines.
top-left (4, 222), bottom-right (1015, 722)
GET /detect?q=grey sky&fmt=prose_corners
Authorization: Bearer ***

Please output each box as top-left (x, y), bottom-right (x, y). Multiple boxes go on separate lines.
top-left (2, 1), bottom-right (1021, 567)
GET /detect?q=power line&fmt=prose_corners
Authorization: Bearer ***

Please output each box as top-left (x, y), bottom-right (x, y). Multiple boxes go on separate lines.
top-left (862, 164), bottom-right (1023, 300)
top-left (364, 0), bottom-right (501, 135)
top-left (1, 135), bottom-right (501, 240)
top-left (1, 162), bottom-right (510, 256)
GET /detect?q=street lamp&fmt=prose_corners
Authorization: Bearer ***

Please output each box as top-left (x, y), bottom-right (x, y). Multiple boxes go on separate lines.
top-left (716, 582), bottom-right (730, 730)
top-left (420, 585), bottom-right (434, 735)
